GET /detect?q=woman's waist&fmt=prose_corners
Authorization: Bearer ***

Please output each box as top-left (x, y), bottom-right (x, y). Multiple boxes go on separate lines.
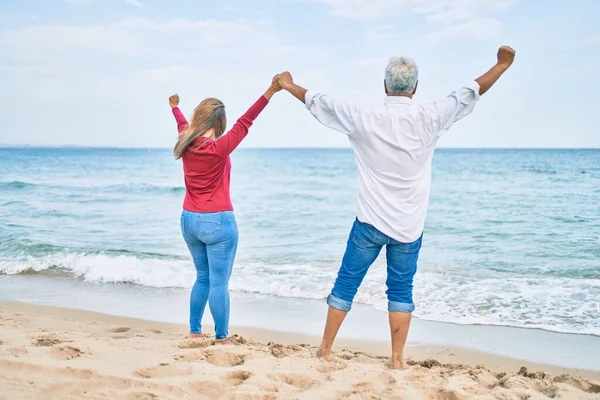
top-left (182, 193), bottom-right (234, 213)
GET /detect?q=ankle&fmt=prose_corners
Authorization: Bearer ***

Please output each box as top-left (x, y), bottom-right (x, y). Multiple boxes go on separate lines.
top-left (390, 358), bottom-right (406, 370)
top-left (316, 347), bottom-right (330, 358)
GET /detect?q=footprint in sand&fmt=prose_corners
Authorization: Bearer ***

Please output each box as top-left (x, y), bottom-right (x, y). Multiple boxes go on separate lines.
top-left (336, 382), bottom-right (382, 399)
top-left (173, 352), bottom-right (206, 362)
top-left (187, 381), bottom-right (227, 398)
top-left (109, 327), bottom-right (131, 333)
top-left (135, 363), bottom-right (192, 379)
top-left (223, 370), bottom-right (252, 386)
top-left (8, 347), bottom-right (28, 357)
top-left (204, 350), bottom-right (246, 367)
top-left (268, 373), bottom-right (321, 390)
top-left (268, 342), bottom-right (305, 359)
top-left (316, 359), bottom-right (347, 373)
top-left (33, 334), bottom-right (65, 347)
top-left (177, 339), bottom-right (211, 350)
top-left (203, 349), bottom-right (246, 367)
top-left (51, 346), bottom-right (85, 360)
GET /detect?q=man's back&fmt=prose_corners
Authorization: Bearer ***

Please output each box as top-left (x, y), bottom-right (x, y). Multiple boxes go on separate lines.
top-left (273, 45), bottom-right (515, 368)
top-left (305, 81), bottom-right (480, 242)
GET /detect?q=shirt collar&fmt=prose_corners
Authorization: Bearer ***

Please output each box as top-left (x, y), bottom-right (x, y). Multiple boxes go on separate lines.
top-left (384, 96), bottom-right (413, 105)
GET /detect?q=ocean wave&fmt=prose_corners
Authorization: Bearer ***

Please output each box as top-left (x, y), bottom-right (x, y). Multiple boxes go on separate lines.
top-left (103, 183), bottom-right (185, 195)
top-left (0, 253), bottom-right (193, 287)
top-left (1, 200), bottom-right (28, 207)
top-left (1, 253), bottom-right (598, 336)
top-left (524, 167), bottom-right (557, 175)
top-left (0, 181), bottom-right (35, 190)
top-left (0, 180), bottom-right (184, 195)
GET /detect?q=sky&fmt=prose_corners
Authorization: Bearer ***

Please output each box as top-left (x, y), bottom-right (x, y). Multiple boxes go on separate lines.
top-left (0, 0), bottom-right (599, 148)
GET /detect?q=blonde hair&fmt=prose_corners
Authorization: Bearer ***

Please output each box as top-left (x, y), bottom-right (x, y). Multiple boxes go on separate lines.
top-left (173, 98), bottom-right (227, 159)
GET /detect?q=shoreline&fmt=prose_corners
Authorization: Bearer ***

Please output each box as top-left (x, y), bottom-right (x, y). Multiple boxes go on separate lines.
top-left (1, 301), bottom-right (599, 399)
top-left (2, 274), bottom-right (600, 373)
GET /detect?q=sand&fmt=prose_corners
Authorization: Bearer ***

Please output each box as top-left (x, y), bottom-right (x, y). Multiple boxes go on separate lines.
top-left (0, 301), bottom-right (599, 400)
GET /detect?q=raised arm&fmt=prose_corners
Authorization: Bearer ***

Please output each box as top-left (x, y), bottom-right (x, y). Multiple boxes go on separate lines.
top-left (276, 71), bottom-right (358, 136)
top-left (212, 78), bottom-right (281, 158)
top-left (169, 94), bottom-right (189, 134)
top-left (421, 45), bottom-right (515, 143)
top-left (475, 46), bottom-right (515, 95)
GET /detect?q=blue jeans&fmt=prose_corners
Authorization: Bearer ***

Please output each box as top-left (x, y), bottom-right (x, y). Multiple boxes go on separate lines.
top-left (328, 218), bottom-right (422, 313)
top-left (180, 210), bottom-right (238, 340)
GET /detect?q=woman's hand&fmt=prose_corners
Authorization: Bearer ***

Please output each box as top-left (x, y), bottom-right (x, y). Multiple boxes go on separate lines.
top-left (263, 76), bottom-right (282, 100)
top-left (169, 94), bottom-right (180, 109)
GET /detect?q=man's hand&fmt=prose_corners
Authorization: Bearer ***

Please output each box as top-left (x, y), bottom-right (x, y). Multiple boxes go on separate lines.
top-left (497, 46), bottom-right (515, 69)
top-left (275, 71), bottom-right (294, 91)
top-left (273, 71), bottom-right (307, 104)
top-left (169, 94), bottom-right (180, 109)
top-left (475, 45), bottom-right (515, 95)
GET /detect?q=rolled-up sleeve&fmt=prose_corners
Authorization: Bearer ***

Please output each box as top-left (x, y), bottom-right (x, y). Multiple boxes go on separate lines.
top-left (422, 81), bottom-right (481, 140)
top-left (305, 91), bottom-right (357, 136)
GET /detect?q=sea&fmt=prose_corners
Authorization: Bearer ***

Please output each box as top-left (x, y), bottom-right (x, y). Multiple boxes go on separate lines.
top-left (1, 147), bottom-right (599, 338)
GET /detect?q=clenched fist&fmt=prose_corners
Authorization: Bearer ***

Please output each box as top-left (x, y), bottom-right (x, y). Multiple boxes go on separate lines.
top-left (169, 94), bottom-right (180, 109)
top-left (497, 46), bottom-right (515, 68)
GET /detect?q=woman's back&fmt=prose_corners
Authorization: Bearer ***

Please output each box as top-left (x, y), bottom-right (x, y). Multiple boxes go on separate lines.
top-left (172, 95), bottom-right (270, 213)
top-left (182, 146), bottom-right (233, 213)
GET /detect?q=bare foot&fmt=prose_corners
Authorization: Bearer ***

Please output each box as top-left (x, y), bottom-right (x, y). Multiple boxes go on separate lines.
top-left (188, 333), bottom-right (205, 339)
top-left (316, 347), bottom-right (331, 359)
top-left (214, 338), bottom-right (233, 346)
top-left (390, 358), bottom-right (407, 370)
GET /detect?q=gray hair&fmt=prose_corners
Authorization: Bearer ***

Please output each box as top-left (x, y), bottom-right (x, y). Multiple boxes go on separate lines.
top-left (385, 56), bottom-right (419, 94)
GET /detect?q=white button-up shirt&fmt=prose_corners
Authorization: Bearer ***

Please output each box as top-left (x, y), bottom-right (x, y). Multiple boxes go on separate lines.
top-left (305, 81), bottom-right (481, 243)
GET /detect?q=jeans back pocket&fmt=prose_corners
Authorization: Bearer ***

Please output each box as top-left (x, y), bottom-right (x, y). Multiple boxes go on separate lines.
top-left (196, 212), bottom-right (222, 236)
top-left (394, 235), bottom-right (423, 254)
top-left (351, 219), bottom-right (378, 249)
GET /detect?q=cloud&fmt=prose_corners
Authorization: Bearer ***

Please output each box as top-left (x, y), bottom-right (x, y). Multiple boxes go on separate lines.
top-left (295, 0), bottom-right (516, 21)
top-left (415, 0), bottom-right (515, 24)
top-left (67, 0), bottom-right (145, 6)
top-left (426, 18), bottom-right (503, 43)
top-left (0, 17), bottom-right (294, 65)
top-left (366, 24), bottom-right (398, 39)
top-left (293, 0), bottom-right (515, 42)
top-left (585, 34), bottom-right (600, 44)
top-left (123, 0), bottom-right (144, 7)
top-left (0, 15), bottom-right (312, 147)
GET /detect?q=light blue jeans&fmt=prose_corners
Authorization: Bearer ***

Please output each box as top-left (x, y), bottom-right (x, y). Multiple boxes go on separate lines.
top-left (328, 218), bottom-right (422, 313)
top-left (180, 210), bottom-right (238, 340)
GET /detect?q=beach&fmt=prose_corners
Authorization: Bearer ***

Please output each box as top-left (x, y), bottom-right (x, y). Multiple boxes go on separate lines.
top-left (1, 147), bottom-right (599, 398)
top-left (1, 301), bottom-right (599, 400)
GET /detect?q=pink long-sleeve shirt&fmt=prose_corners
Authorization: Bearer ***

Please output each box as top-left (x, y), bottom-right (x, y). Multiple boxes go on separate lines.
top-left (173, 95), bottom-right (269, 212)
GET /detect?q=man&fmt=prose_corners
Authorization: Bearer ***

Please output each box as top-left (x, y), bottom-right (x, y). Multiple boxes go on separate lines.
top-left (275, 45), bottom-right (516, 369)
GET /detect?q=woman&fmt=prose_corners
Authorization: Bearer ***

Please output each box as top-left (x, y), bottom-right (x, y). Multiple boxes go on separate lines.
top-left (169, 77), bottom-right (281, 344)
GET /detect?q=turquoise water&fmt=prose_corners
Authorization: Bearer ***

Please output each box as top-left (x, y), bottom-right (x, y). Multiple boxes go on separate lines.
top-left (1, 147), bottom-right (599, 335)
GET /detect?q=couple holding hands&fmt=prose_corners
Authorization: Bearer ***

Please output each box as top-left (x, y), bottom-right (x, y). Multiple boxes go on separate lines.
top-left (169, 46), bottom-right (515, 369)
